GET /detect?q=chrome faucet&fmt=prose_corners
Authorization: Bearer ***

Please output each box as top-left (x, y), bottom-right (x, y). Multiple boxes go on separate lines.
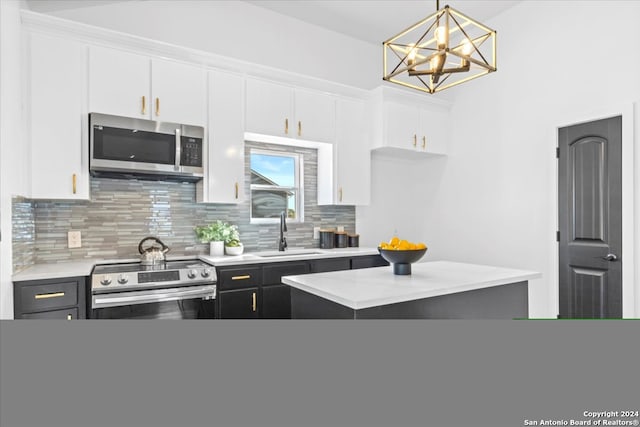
top-left (278, 211), bottom-right (288, 251)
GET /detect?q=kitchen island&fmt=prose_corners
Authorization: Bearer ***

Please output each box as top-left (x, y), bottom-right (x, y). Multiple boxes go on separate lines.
top-left (282, 261), bottom-right (541, 319)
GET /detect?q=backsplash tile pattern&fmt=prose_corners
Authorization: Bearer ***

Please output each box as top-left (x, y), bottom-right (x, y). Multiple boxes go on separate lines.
top-left (14, 141), bottom-right (355, 268)
top-left (11, 197), bottom-right (36, 273)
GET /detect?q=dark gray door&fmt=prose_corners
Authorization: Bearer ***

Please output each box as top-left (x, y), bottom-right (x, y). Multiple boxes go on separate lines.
top-left (558, 116), bottom-right (622, 318)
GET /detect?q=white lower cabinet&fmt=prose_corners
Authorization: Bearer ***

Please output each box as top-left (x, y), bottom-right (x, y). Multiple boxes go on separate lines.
top-left (28, 32), bottom-right (89, 200)
top-left (318, 97), bottom-right (370, 205)
top-left (197, 70), bottom-right (245, 204)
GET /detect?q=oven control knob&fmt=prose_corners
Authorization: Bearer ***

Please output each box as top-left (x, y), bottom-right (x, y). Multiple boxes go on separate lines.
top-left (201, 269), bottom-right (211, 278)
top-left (187, 269), bottom-right (197, 279)
top-left (100, 277), bottom-right (112, 286)
top-left (117, 274), bottom-right (128, 285)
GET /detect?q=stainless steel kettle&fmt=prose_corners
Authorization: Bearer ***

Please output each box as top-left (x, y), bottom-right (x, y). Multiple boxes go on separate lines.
top-left (138, 236), bottom-right (170, 266)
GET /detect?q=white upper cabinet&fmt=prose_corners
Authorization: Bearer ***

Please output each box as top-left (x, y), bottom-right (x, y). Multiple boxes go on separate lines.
top-left (197, 70), bottom-right (245, 204)
top-left (151, 58), bottom-right (206, 126)
top-left (245, 78), bottom-right (292, 137)
top-left (371, 87), bottom-right (450, 157)
top-left (89, 45), bottom-right (206, 125)
top-left (294, 88), bottom-right (335, 143)
top-left (331, 97), bottom-right (370, 205)
top-left (29, 32), bottom-right (89, 200)
top-left (88, 46), bottom-right (149, 119)
top-left (245, 78), bottom-right (335, 143)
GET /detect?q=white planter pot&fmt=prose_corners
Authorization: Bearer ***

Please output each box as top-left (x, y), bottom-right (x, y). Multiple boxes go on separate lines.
top-left (209, 241), bottom-right (224, 257)
top-left (225, 244), bottom-right (244, 256)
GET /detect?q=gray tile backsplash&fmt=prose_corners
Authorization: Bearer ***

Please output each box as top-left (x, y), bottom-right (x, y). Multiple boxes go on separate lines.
top-left (12, 141), bottom-right (355, 270)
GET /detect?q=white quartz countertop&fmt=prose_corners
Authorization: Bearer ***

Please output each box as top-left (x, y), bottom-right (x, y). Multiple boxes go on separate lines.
top-left (199, 247), bottom-right (379, 266)
top-left (282, 261), bottom-right (542, 310)
top-left (12, 248), bottom-right (380, 282)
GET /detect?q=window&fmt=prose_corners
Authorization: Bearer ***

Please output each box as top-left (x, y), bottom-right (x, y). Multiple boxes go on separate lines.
top-left (250, 149), bottom-right (303, 222)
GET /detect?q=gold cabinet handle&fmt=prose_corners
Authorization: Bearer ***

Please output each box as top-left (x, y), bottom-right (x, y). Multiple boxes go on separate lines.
top-left (72, 174), bottom-right (77, 194)
top-left (298, 120), bottom-right (302, 137)
top-left (285, 118), bottom-right (289, 134)
top-left (155, 97), bottom-right (160, 116)
top-left (35, 292), bottom-right (65, 300)
top-left (422, 136), bottom-right (426, 149)
top-left (142, 96), bottom-right (146, 115)
top-left (231, 275), bottom-right (251, 281)
top-left (252, 292), bottom-right (256, 312)
top-left (413, 134), bottom-right (417, 147)
top-left (235, 182), bottom-right (239, 199)
top-left (67, 314), bottom-right (72, 320)
top-left (339, 187), bottom-right (343, 202)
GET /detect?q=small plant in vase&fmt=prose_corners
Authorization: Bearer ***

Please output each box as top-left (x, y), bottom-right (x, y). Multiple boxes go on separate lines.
top-left (224, 237), bottom-right (244, 256)
top-left (195, 220), bottom-right (240, 256)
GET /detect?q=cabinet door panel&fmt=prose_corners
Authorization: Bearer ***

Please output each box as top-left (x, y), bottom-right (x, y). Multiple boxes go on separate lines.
top-left (419, 108), bottom-right (449, 155)
top-left (219, 288), bottom-right (259, 319)
top-left (294, 89), bottom-right (335, 143)
top-left (201, 70), bottom-right (245, 203)
top-left (245, 78), bottom-right (292, 137)
top-left (261, 284), bottom-right (291, 319)
top-left (151, 58), bottom-right (206, 126)
top-left (334, 98), bottom-right (370, 205)
top-left (263, 262), bottom-right (310, 285)
top-left (29, 33), bottom-right (89, 200)
top-left (22, 308), bottom-right (79, 320)
top-left (312, 258), bottom-right (351, 273)
top-left (89, 45), bottom-right (150, 118)
top-left (385, 102), bottom-right (419, 150)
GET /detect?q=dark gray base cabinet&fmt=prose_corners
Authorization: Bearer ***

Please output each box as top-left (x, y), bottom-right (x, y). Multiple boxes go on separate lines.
top-left (216, 255), bottom-right (388, 319)
top-left (14, 276), bottom-right (87, 319)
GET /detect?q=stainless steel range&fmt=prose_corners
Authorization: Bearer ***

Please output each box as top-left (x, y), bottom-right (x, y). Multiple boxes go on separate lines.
top-left (91, 260), bottom-right (216, 319)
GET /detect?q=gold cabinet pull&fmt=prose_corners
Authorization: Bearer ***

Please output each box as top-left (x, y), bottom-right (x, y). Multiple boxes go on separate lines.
top-left (231, 275), bottom-right (251, 281)
top-left (252, 292), bottom-right (256, 312)
top-left (413, 134), bottom-right (417, 147)
top-left (67, 314), bottom-right (72, 320)
top-left (285, 118), bottom-right (289, 134)
top-left (235, 182), bottom-right (239, 199)
top-left (142, 96), bottom-right (146, 115)
top-left (35, 292), bottom-right (65, 300)
top-left (72, 174), bottom-right (77, 194)
top-left (298, 121), bottom-right (302, 136)
top-left (422, 136), bottom-right (426, 149)
top-left (339, 187), bottom-right (343, 202)
top-left (155, 97), bottom-right (160, 116)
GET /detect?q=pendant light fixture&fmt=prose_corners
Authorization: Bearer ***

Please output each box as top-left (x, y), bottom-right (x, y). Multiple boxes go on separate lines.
top-left (383, 0), bottom-right (497, 94)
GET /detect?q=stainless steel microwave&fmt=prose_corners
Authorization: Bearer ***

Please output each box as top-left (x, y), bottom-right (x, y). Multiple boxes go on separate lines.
top-left (89, 113), bottom-right (204, 181)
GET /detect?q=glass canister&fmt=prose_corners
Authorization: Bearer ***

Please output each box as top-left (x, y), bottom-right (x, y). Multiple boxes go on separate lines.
top-left (348, 234), bottom-right (359, 247)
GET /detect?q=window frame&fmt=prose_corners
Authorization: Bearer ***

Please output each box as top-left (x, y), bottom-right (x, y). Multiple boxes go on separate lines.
top-left (249, 147), bottom-right (304, 224)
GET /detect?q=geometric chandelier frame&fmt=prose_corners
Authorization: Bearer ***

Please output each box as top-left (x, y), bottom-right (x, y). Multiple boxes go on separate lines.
top-left (383, 2), bottom-right (497, 94)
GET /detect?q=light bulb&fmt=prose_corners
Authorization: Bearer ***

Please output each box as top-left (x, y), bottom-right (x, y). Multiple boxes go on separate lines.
top-left (407, 43), bottom-right (417, 67)
top-left (430, 56), bottom-right (440, 71)
top-left (461, 38), bottom-right (473, 55)
top-left (434, 26), bottom-right (447, 46)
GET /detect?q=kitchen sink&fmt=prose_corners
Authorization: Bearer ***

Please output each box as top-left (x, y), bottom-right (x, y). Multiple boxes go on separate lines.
top-left (251, 249), bottom-right (324, 258)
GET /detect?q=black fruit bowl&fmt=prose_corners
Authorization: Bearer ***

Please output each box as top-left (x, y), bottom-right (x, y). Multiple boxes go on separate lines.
top-left (378, 248), bottom-right (427, 275)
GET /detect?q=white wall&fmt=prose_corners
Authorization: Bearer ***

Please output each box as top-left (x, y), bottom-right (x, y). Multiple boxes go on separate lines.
top-left (1, 0), bottom-right (29, 319)
top-left (420, 2), bottom-right (640, 317)
top-left (48, 0), bottom-right (380, 90)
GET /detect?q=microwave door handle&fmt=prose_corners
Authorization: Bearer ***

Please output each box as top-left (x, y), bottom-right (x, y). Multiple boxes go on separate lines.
top-left (174, 128), bottom-right (181, 171)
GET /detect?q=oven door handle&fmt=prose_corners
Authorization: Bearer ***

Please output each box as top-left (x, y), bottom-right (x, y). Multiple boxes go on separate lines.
top-left (93, 285), bottom-right (216, 309)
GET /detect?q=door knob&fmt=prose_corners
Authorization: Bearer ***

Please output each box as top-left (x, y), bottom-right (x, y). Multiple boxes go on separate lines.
top-left (602, 253), bottom-right (618, 261)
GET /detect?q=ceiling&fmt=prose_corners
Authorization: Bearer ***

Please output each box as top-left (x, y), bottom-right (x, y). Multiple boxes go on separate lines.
top-left (26, 0), bottom-right (521, 45)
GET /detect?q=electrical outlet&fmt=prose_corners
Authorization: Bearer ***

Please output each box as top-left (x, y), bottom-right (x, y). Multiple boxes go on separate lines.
top-left (68, 231), bottom-right (82, 249)
top-left (337, 226), bottom-right (345, 232)
top-left (313, 227), bottom-right (320, 239)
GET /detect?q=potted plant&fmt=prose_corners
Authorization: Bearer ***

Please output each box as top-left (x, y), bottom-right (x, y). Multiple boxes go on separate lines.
top-left (195, 220), bottom-right (240, 256)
